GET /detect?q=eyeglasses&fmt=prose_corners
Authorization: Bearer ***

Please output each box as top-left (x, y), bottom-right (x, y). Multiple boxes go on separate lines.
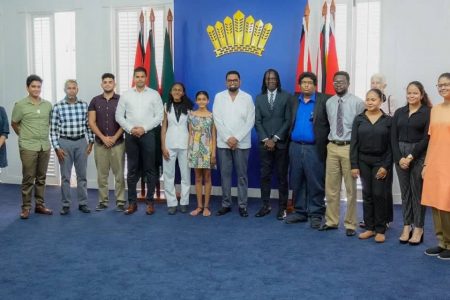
top-left (436, 82), bottom-right (450, 89)
top-left (301, 81), bottom-right (314, 86)
top-left (227, 79), bottom-right (239, 83)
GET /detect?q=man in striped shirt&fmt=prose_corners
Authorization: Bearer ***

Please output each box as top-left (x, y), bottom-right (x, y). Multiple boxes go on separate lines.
top-left (50, 79), bottom-right (94, 215)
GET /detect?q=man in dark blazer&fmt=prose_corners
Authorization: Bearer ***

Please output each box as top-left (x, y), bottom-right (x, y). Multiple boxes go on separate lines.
top-left (254, 69), bottom-right (292, 220)
top-left (285, 72), bottom-right (331, 228)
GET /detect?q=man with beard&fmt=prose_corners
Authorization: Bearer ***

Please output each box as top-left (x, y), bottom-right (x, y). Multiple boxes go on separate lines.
top-left (115, 67), bottom-right (164, 215)
top-left (254, 69), bottom-right (292, 220)
top-left (88, 73), bottom-right (126, 212)
top-left (319, 71), bottom-right (364, 236)
top-left (213, 70), bottom-right (255, 217)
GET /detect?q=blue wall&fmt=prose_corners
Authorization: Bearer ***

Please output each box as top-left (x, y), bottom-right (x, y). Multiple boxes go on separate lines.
top-left (175, 0), bottom-right (307, 188)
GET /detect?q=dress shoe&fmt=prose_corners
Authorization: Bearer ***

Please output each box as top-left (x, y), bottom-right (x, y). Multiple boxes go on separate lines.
top-left (78, 205), bottom-right (91, 213)
top-left (179, 205), bottom-right (188, 213)
top-left (167, 206), bottom-right (177, 215)
top-left (146, 203), bottom-right (155, 215)
top-left (115, 205), bottom-right (125, 212)
top-left (346, 229), bottom-right (356, 237)
top-left (375, 233), bottom-right (385, 243)
top-left (285, 213), bottom-right (308, 224)
top-left (437, 250), bottom-right (450, 260)
top-left (239, 207), bottom-right (249, 217)
top-left (276, 209), bottom-right (287, 220)
top-left (35, 205), bottom-right (53, 215)
top-left (359, 221), bottom-right (366, 228)
top-left (408, 228), bottom-right (424, 246)
top-left (424, 246), bottom-right (445, 256)
top-left (215, 206), bottom-right (231, 216)
top-left (255, 205), bottom-right (271, 217)
top-left (20, 209), bottom-right (30, 219)
top-left (124, 203), bottom-right (138, 215)
top-left (318, 224), bottom-right (338, 231)
top-left (310, 217), bottom-right (322, 229)
top-left (399, 225), bottom-right (412, 244)
top-left (60, 206), bottom-right (70, 215)
top-left (95, 203), bottom-right (108, 211)
top-left (359, 230), bottom-right (375, 239)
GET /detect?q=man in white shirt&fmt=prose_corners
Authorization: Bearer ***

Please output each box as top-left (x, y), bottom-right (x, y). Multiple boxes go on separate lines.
top-left (213, 70), bottom-right (255, 217)
top-left (115, 67), bottom-right (164, 215)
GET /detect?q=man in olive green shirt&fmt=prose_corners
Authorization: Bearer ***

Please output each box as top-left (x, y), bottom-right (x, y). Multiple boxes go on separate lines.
top-left (11, 75), bottom-right (53, 219)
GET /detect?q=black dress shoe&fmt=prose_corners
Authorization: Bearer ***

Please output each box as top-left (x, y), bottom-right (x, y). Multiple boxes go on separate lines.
top-left (215, 206), bottom-right (231, 216)
top-left (239, 207), bottom-right (249, 217)
top-left (255, 205), bottom-right (271, 217)
top-left (60, 207), bottom-right (70, 215)
top-left (276, 209), bottom-right (286, 220)
top-left (346, 229), bottom-right (356, 236)
top-left (78, 205), bottom-right (91, 213)
top-left (318, 224), bottom-right (338, 231)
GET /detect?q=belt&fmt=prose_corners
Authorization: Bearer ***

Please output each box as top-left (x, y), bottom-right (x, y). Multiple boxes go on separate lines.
top-left (292, 140), bottom-right (315, 145)
top-left (330, 140), bottom-right (350, 146)
top-left (60, 135), bottom-right (85, 141)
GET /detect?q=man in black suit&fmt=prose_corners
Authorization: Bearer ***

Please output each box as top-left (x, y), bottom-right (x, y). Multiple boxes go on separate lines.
top-left (254, 69), bottom-right (292, 220)
top-left (285, 72), bottom-right (330, 228)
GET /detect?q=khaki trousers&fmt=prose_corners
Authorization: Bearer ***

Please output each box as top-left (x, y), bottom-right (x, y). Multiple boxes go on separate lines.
top-left (432, 208), bottom-right (450, 250)
top-left (94, 142), bottom-right (125, 206)
top-left (19, 148), bottom-right (50, 210)
top-left (324, 143), bottom-right (357, 229)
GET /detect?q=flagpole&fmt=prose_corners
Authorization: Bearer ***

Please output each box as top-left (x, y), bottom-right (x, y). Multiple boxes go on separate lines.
top-left (167, 8), bottom-right (173, 51)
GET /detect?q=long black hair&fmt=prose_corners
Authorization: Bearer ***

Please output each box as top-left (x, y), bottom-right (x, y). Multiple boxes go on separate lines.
top-left (166, 82), bottom-right (193, 115)
top-left (407, 81), bottom-right (432, 108)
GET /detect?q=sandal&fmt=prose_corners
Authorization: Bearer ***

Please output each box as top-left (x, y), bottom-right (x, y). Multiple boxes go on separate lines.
top-left (202, 207), bottom-right (211, 217)
top-left (190, 207), bottom-right (203, 216)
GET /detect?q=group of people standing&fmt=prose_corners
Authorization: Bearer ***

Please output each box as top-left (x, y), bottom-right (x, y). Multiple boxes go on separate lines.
top-left (2, 67), bottom-right (450, 261)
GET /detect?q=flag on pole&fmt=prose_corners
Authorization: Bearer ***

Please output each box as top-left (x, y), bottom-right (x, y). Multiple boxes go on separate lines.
top-left (132, 11), bottom-right (145, 86)
top-left (316, 1), bottom-right (327, 92)
top-left (295, 2), bottom-right (311, 93)
top-left (144, 9), bottom-right (159, 90)
top-left (160, 10), bottom-right (174, 104)
top-left (325, 0), bottom-right (339, 95)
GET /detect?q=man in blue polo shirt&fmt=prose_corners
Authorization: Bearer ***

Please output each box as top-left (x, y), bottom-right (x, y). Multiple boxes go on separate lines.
top-left (285, 72), bottom-right (331, 228)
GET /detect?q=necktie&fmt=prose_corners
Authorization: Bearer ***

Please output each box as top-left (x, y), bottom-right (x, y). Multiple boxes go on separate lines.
top-left (336, 98), bottom-right (344, 137)
top-left (269, 92), bottom-right (274, 110)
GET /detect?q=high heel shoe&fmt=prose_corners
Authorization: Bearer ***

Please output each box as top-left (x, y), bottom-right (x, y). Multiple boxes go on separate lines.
top-left (399, 225), bottom-right (412, 244)
top-left (409, 230), bottom-right (424, 246)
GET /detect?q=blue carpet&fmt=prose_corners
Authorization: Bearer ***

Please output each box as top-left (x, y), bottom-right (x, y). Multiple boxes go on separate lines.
top-left (0, 183), bottom-right (448, 300)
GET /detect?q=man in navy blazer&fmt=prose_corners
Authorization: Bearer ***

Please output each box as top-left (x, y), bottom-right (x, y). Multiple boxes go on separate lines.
top-left (285, 72), bottom-right (331, 228)
top-left (254, 69), bottom-right (292, 220)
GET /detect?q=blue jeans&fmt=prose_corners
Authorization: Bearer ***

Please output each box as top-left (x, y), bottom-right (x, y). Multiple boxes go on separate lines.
top-left (289, 142), bottom-right (325, 218)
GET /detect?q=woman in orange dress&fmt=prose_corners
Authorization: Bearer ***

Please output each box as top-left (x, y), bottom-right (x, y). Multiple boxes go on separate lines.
top-left (421, 72), bottom-right (450, 260)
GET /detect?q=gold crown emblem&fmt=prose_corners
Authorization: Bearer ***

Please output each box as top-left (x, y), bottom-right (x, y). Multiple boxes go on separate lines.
top-left (206, 10), bottom-right (273, 57)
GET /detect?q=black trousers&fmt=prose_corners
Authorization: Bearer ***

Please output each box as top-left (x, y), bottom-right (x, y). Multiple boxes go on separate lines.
top-left (395, 141), bottom-right (426, 227)
top-left (259, 144), bottom-right (289, 209)
top-left (125, 130), bottom-right (157, 204)
top-left (359, 154), bottom-right (388, 234)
